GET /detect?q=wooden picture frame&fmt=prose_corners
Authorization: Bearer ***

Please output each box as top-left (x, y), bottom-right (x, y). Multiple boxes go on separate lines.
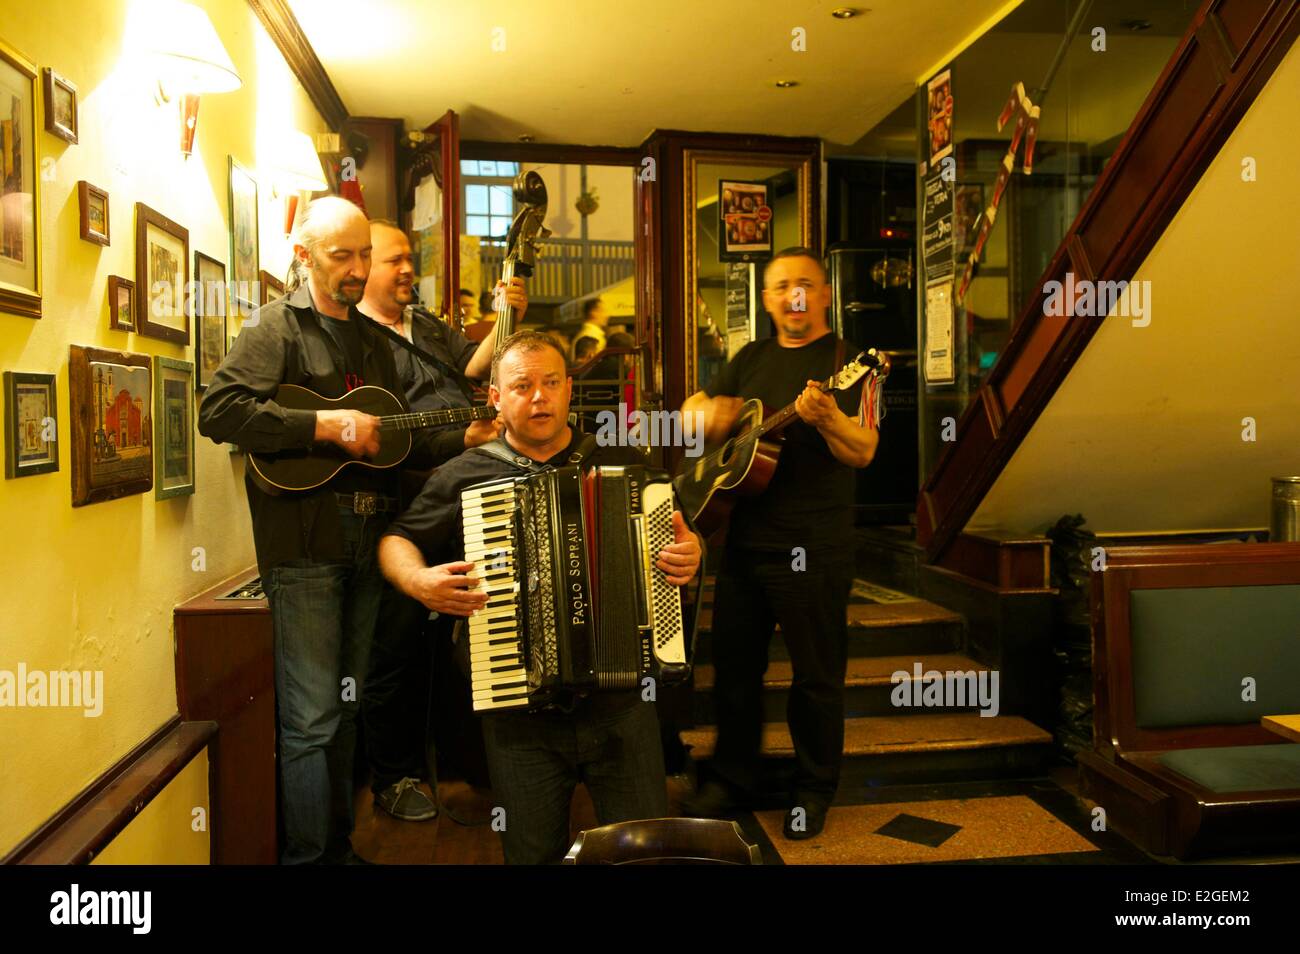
top-left (194, 251), bottom-right (227, 389)
top-left (228, 157), bottom-right (259, 314)
top-left (4, 370), bottom-right (58, 478)
top-left (0, 40), bottom-right (42, 319)
top-left (107, 275), bottom-right (135, 331)
top-left (153, 355), bottom-right (194, 499)
top-left (78, 180), bottom-right (109, 246)
top-left (135, 202), bottom-right (190, 344)
top-left (258, 269), bottom-right (285, 306)
top-left (69, 344), bottom-right (152, 505)
top-left (42, 67), bottom-right (77, 144)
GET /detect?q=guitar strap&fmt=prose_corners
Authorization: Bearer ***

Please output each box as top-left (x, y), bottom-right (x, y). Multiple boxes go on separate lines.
top-left (358, 309), bottom-right (478, 402)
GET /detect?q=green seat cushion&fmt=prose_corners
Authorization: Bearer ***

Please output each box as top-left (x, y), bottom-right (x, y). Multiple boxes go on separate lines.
top-left (1131, 584), bottom-right (1300, 728)
top-left (1158, 744), bottom-right (1300, 793)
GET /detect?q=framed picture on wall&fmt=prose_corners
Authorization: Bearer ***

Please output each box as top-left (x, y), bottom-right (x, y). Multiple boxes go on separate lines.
top-left (193, 251), bottom-right (227, 389)
top-left (135, 202), bottom-right (189, 344)
top-left (718, 179), bottom-right (772, 263)
top-left (0, 40), bottom-right (42, 319)
top-left (258, 269), bottom-right (284, 306)
top-left (42, 67), bottom-right (77, 144)
top-left (954, 182), bottom-right (985, 265)
top-left (4, 370), bottom-right (58, 479)
top-left (228, 157), bottom-right (259, 314)
top-left (153, 355), bottom-right (194, 499)
top-left (69, 345), bottom-right (153, 506)
top-left (107, 275), bottom-right (135, 331)
top-left (78, 180), bottom-right (109, 246)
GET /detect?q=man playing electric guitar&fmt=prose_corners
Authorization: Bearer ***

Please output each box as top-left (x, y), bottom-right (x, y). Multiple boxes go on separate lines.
top-left (680, 246), bottom-right (880, 841)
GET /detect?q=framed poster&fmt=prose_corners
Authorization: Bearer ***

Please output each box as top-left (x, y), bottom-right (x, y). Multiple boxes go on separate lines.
top-left (42, 67), bottom-right (77, 144)
top-left (135, 202), bottom-right (189, 344)
top-left (927, 69), bottom-right (953, 165)
top-left (924, 278), bottom-right (955, 385)
top-left (0, 40), bottom-right (41, 318)
top-left (107, 275), bottom-right (134, 331)
top-left (718, 179), bottom-right (772, 263)
top-left (228, 157), bottom-right (259, 314)
top-left (3, 370), bottom-right (58, 478)
top-left (78, 180), bottom-right (109, 246)
top-left (153, 355), bottom-right (194, 499)
top-left (69, 345), bottom-right (152, 505)
top-left (193, 251), bottom-right (226, 389)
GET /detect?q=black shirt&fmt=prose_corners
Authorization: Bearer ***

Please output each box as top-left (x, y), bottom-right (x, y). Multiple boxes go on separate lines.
top-left (703, 332), bottom-right (865, 553)
top-left (385, 428), bottom-right (652, 717)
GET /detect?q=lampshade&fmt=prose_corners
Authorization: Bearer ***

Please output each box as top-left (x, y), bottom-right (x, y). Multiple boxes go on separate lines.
top-left (145, 1), bottom-right (242, 94)
top-left (267, 131), bottom-right (328, 192)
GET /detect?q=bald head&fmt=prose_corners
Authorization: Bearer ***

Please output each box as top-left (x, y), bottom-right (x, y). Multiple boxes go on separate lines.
top-left (293, 196), bottom-right (371, 312)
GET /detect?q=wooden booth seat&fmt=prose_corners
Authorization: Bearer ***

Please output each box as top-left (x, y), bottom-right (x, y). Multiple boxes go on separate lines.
top-left (1078, 545), bottom-right (1300, 859)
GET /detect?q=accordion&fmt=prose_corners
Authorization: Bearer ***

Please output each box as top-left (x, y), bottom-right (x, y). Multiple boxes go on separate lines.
top-left (461, 464), bottom-right (691, 712)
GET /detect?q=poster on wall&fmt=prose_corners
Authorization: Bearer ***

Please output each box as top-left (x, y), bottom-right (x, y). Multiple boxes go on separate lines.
top-left (922, 166), bottom-right (954, 280)
top-left (718, 180), bottom-right (772, 262)
top-left (927, 69), bottom-right (954, 165)
top-left (924, 278), bottom-right (955, 385)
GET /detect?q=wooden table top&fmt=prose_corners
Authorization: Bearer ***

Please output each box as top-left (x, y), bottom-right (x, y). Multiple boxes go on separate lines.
top-left (1262, 715), bottom-right (1300, 742)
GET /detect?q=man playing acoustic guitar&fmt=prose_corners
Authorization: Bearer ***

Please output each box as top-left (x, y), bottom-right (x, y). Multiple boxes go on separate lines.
top-left (680, 247), bottom-right (880, 841)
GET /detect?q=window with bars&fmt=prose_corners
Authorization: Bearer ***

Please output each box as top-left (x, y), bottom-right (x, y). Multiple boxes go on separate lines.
top-left (461, 160), bottom-right (519, 239)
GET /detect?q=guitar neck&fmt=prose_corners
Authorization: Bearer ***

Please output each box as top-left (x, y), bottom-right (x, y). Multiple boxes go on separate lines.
top-left (750, 375), bottom-right (836, 441)
top-left (378, 405), bottom-right (495, 432)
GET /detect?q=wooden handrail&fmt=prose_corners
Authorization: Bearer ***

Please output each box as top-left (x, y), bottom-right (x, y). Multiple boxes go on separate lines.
top-left (917, 0), bottom-right (1300, 563)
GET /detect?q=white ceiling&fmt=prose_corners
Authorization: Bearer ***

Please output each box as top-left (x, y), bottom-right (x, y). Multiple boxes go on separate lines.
top-left (286, 0), bottom-right (1017, 146)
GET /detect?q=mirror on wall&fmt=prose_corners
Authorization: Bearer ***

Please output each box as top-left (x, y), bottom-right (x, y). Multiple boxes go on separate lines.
top-left (682, 151), bottom-right (814, 395)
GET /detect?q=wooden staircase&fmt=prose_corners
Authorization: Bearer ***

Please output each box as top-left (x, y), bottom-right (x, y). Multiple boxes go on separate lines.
top-left (681, 573), bottom-right (1052, 797)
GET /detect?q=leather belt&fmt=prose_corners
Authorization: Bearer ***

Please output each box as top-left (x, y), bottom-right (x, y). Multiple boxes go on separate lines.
top-left (335, 491), bottom-right (400, 515)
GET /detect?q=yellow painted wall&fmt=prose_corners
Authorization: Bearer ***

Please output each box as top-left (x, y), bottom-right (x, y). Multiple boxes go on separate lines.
top-left (970, 37), bottom-right (1300, 536)
top-left (90, 748), bottom-right (210, 864)
top-left (0, 0), bottom-right (326, 858)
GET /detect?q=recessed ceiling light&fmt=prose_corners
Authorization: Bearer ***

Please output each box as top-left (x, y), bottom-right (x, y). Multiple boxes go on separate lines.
top-left (775, 80), bottom-right (798, 89)
top-left (518, 134), bottom-right (535, 142)
top-left (831, 7), bottom-right (864, 18)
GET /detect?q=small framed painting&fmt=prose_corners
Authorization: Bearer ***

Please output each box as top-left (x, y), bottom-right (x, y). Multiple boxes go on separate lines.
top-left (259, 269), bottom-right (285, 306)
top-left (153, 355), bottom-right (194, 499)
top-left (78, 180), bottom-right (109, 246)
top-left (0, 41), bottom-right (42, 318)
top-left (718, 179), bottom-right (772, 263)
top-left (42, 67), bottom-right (77, 144)
top-left (228, 157), bottom-right (259, 314)
top-left (69, 344), bottom-right (152, 506)
top-left (135, 202), bottom-right (190, 344)
top-left (107, 275), bottom-right (135, 331)
top-left (193, 251), bottom-right (227, 389)
top-left (3, 370), bottom-right (58, 478)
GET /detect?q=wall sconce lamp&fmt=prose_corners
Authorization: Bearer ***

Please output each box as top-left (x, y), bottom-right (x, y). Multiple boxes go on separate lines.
top-left (145, 1), bottom-right (242, 157)
top-left (266, 131), bottom-right (328, 234)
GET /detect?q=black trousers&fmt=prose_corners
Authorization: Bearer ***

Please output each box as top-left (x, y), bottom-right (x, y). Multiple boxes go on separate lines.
top-left (709, 546), bottom-right (853, 807)
top-left (363, 584), bottom-right (435, 792)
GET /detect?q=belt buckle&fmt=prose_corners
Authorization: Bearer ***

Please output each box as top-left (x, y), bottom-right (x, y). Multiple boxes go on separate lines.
top-left (352, 491), bottom-right (377, 515)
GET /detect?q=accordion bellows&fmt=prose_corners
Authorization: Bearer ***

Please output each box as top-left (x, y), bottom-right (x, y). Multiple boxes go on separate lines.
top-left (462, 465), bottom-right (689, 712)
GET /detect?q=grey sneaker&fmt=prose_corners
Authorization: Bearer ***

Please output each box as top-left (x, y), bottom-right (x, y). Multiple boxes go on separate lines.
top-left (374, 777), bottom-right (438, 821)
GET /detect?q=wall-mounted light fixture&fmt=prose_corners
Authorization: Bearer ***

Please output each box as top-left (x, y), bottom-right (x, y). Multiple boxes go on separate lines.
top-left (144, 1), bottom-right (241, 157)
top-left (266, 130), bottom-right (328, 234)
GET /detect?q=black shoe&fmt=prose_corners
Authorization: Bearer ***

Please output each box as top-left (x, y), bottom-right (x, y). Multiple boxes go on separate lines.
top-left (680, 781), bottom-right (741, 818)
top-left (782, 802), bottom-right (829, 840)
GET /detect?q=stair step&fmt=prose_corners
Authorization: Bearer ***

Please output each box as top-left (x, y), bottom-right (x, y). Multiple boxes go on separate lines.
top-left (691, 654), bottom-right (989, 722)
top-left (681, 713), bottom-right (1052, 788)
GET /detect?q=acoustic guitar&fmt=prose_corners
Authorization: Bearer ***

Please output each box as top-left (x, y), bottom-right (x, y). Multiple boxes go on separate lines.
top-left (673, 350), bottom-right (888, 536)
top-left (247, 383), bottom-right (496, 493)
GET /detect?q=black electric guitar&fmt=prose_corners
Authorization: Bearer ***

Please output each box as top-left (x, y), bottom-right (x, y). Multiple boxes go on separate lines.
top-left (673, 350), bottom-right (889, 536)
top-left (248, 384), bottom-right (496, 493)
top-left (488, 170), bottom-right (551, 351)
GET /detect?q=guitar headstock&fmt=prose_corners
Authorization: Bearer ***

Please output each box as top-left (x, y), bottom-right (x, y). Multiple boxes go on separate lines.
top-left (829, 350), bottom-right (890, 391)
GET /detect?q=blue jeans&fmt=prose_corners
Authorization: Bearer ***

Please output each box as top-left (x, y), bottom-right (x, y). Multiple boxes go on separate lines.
top-left (264, 509), bottom-right (387, 864)
top-left (480, 699), bottom-right (668, 864)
